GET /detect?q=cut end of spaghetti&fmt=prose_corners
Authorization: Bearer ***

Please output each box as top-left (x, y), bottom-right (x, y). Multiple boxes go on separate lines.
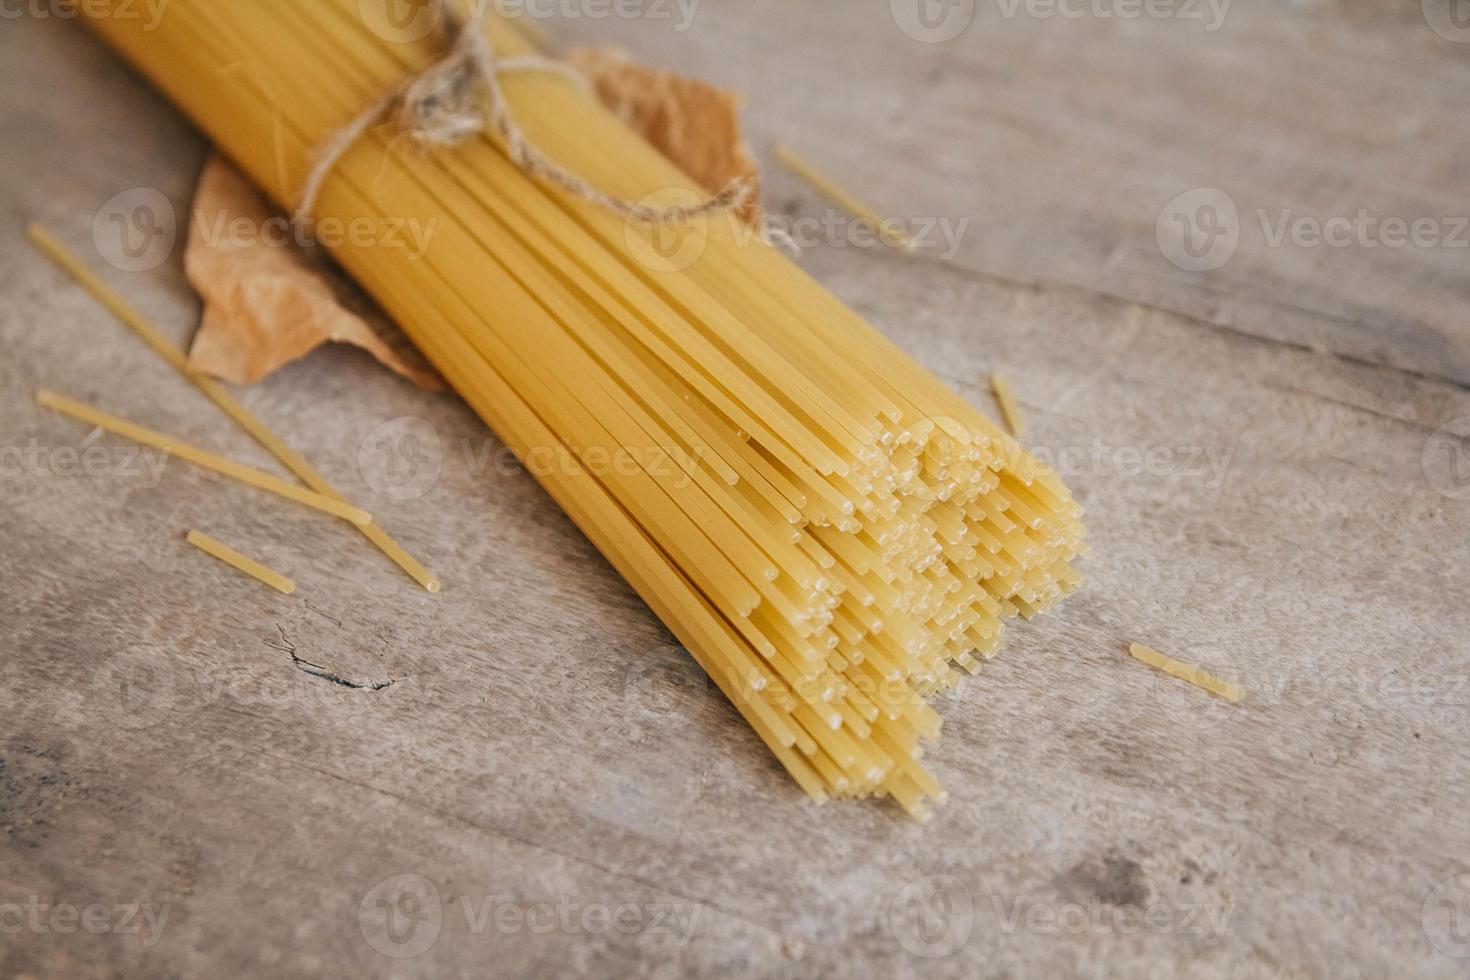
top-left (186, 528), bottom-right (297, 595)
top-left (26, 223), bottom-right (59, 255)
top-left (29, 229), bottom-right (436, 594)
top-left (773, 143), bottom-right (912, 253)
top-left (38, 388), bottom-right (376, 528)
top-left (991, 374), bottom-right (1025, 439)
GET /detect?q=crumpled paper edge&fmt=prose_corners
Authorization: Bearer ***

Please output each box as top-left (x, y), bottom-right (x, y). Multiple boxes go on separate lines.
top-left (184, 156), bottom-right (445, 390)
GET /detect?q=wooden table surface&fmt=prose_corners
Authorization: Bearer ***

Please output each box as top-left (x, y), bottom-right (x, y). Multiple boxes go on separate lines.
top-left (3, 3), bottom-right (1468, 977)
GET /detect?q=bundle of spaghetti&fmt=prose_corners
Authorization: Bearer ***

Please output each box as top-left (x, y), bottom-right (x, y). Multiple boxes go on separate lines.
top-left (79, 0), bottom-right (1084, 817)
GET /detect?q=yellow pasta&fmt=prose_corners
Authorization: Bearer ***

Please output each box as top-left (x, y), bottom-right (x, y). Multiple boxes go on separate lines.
top-left (71, 0), bottom-right (1087, 816)
top-left (1128, 643), bottom-right (1245, 703)
top-left (27, 225), bottom-right (440, 593)
top-left (991, 374), bottom-right (1026, 439)
top-left (186, 529), bottom-right (297, 594)
top-left (37, 390), bottom-right (373, 526)
top-left (773, 144), bottom-right (913, 251)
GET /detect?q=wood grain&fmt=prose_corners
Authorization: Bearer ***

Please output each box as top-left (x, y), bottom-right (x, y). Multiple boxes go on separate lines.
top-left (1, 4), bottom-right (1468, 977)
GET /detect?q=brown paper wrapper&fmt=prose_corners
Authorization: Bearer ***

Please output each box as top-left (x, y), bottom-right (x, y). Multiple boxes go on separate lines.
top-left (184, 157), bottom-right (445, 390)
top-left (564, 46), bottom-right (762, 227)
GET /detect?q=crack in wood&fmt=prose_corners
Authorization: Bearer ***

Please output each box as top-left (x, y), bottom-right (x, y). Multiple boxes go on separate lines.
top-left (268, 625), bottom-right (393, 692)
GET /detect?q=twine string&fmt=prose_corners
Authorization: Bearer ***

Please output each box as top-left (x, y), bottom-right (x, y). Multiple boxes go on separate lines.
top-left (293, 0), bottom-right (752, 234)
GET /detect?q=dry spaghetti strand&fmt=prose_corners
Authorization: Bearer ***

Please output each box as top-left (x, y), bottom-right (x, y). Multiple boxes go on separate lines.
top-left (186, 529), bottom-right (297, 594)
top-left (26, 225), bottom-right (440, 592)
top-left (37, 390), bottom-right (373, 526)
top-left (1128, 643), bottom-right (1245, 703)
top-left (773, 144), bottom-right (912, 251)
top-left (990, 374), bottom-right (1025, 439)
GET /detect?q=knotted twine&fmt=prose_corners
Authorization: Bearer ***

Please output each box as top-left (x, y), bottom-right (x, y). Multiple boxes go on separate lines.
top-left (293, 0), bottom-right (753, 235)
